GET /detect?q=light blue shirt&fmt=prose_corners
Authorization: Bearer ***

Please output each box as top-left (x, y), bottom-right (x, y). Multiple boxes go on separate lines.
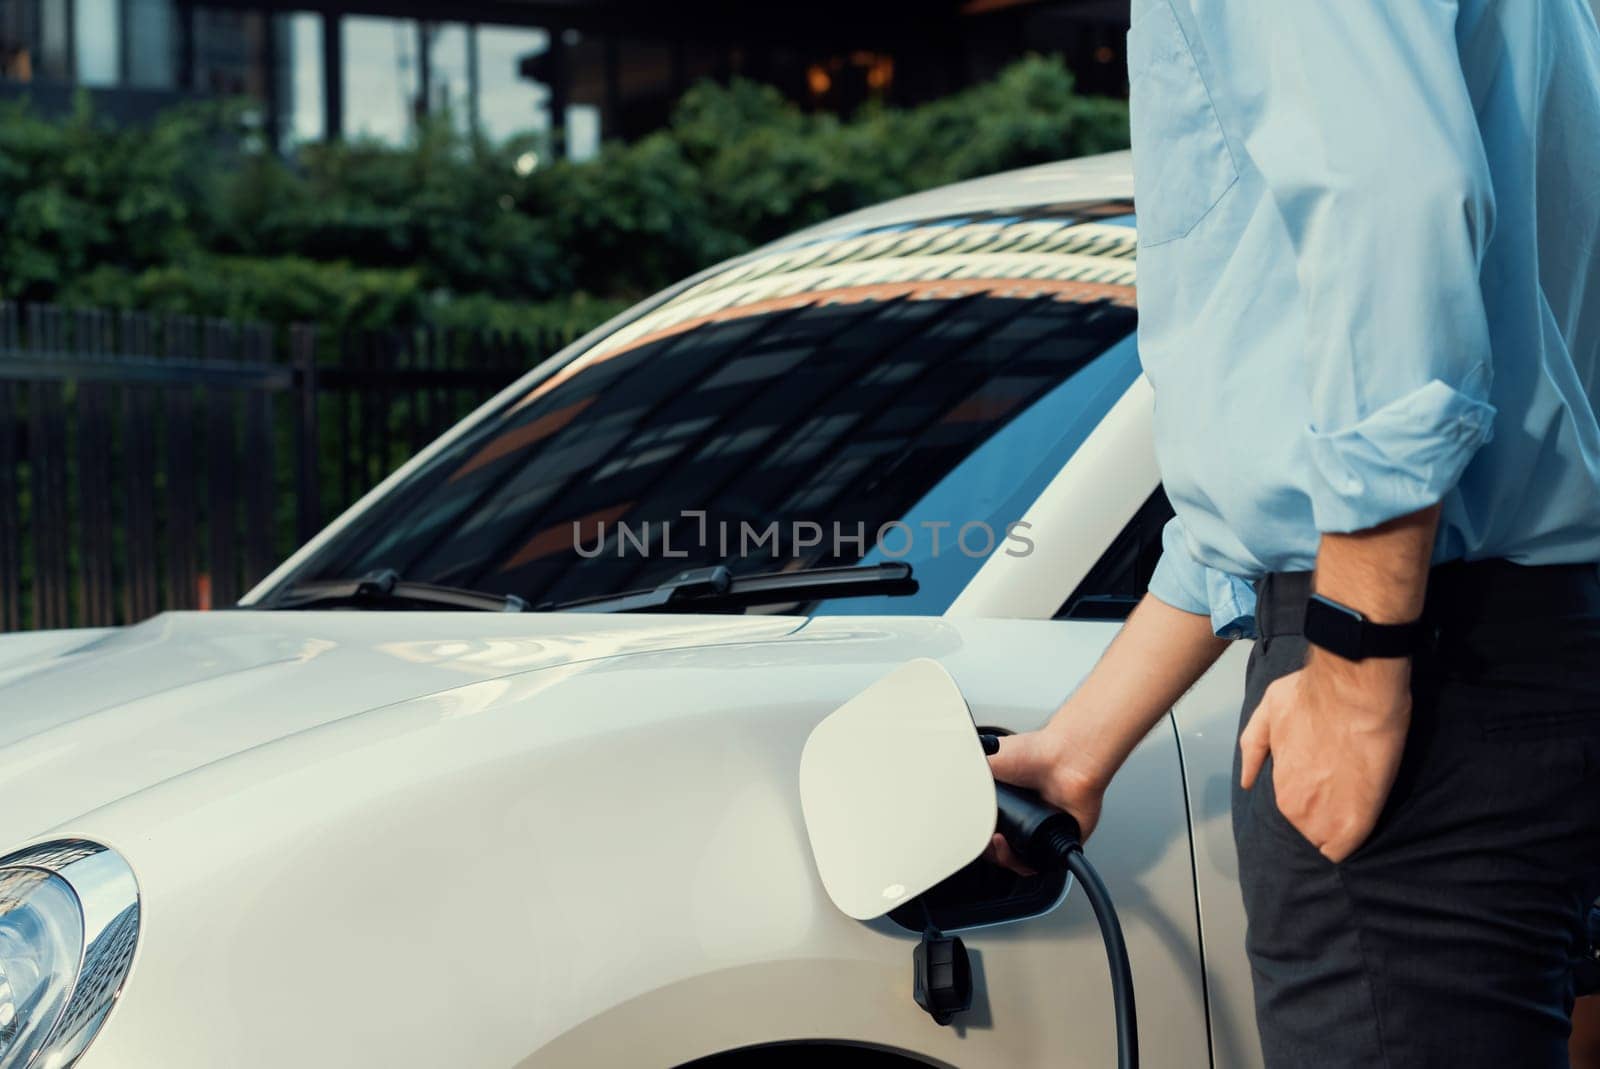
top-left (1131, 0), bottom-right (1600, 637)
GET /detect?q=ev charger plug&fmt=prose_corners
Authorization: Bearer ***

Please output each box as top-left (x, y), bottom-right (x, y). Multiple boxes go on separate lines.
top-left (978, 733), bottom-right (1140, 1069)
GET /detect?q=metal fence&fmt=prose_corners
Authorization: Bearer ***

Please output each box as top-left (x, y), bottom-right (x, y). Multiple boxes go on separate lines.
top-left (0, 302), bottom-right (562, 632)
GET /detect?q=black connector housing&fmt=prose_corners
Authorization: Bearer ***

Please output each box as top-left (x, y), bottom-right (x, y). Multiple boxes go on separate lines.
top-left (913, 931), bottom-right (973, 1025)
top-left (994, 782), bottom-right (1083, 872)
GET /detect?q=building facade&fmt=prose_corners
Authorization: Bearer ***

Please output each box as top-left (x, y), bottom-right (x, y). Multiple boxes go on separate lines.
top-left (0, 0), bottom-right (1131, 156)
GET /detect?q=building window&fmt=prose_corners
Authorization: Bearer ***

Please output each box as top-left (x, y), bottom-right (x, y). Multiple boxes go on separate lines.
top-left (38, 0), bottom-right (68, 80)
top-left (567, 103), bottom-right (599, 160)
top-left (194, 8), bottom-right (265, 96)
top-left (612, 36), bottom-right (673, 140)
top-left (74, 0), bottom-right (120, 86)
top-left (279, 11), bottom-right (322, 145)
top-left (423, 22), bottom-right (470, 131)
top-left (475, 25), bottom-right (547, 143)
top-left (0, 0), bottom-right (37, 81)
top-left (342, 14), bottom-right (418, 143)
top-left (127, 0), bottom-right (176, 89)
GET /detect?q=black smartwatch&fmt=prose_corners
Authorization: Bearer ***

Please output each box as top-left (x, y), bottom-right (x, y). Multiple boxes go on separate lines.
top-left (1303, 594), bottom-right (1423, 661)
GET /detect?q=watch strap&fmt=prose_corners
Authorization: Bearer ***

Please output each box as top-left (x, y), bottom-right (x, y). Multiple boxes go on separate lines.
top-left (1303, 593), bottom-right (1423, 660)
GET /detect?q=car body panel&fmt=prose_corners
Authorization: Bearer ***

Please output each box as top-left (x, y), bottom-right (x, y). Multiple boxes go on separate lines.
top-left (0, 627), bottom-right (115, 675)
top-left (0, 611), bottom-right (802, 847)
top-left (1172, 641), bottom-right (1261, 1068)
top-left (33, 616), bottom-right (1207, 1069)
top-left (948, 374), bottom-right (1158, 620)
top-left (778, 153), bottom-right (1135, 249)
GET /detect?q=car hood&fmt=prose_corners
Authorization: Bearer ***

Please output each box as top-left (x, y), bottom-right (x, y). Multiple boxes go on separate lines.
top-left (0, 610), bottom-right (802, 845)
top-left (18, 615), bottom-right (1214, 1069)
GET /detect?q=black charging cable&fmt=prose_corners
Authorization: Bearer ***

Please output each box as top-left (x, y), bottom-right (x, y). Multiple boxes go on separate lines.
top-left (981, 734), bottom-right (1139, 1069)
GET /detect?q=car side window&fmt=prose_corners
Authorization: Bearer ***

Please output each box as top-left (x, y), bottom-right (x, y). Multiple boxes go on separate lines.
top-left (1056, 486), bottom-right (1175, 620)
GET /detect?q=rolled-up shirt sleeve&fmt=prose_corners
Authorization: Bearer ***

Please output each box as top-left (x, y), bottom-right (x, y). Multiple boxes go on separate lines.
top-left (1242, 0), bottom-right (1497, 533)
top-left (1149, 516), bottom-right (1257, 638)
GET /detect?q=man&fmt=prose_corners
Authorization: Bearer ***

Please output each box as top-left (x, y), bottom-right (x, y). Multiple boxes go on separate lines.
top-left (989, 1), bottom-right (1600, 1065)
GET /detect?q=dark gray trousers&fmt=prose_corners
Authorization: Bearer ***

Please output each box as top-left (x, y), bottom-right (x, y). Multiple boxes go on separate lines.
top-left (1232, 562), bottom-right (1600, 1068)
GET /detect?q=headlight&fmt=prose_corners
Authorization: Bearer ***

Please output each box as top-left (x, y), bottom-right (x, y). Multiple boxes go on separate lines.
top-left (0, 870), bottom-right (81, 1065)
top-left (0, 842), bottom-right (139, 1069)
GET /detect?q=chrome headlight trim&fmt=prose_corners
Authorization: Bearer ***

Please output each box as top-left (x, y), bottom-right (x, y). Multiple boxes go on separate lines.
top-left (0, 840), bottom-right (140, 1069)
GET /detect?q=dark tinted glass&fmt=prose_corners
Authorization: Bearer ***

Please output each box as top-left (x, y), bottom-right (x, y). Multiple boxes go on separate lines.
top-left (265, 203), bottom-right (1140, 614)
top-left (1057, 487), bottom-right (1174, 620)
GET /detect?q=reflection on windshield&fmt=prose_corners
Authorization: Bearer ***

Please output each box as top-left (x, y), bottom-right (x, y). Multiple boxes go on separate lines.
top-left (268, 201), bottom-right (1140, 615)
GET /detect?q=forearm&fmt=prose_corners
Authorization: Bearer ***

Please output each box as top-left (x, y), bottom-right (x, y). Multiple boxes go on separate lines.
top-left (1310, 504), bottom-right (1440, 686)
top-left (1313, 504), bottom-right (1440, 623)
top-left (1042, 593), bottom-right (1229, 788)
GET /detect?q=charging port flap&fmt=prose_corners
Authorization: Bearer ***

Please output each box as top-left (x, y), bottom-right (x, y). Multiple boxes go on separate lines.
top-left (798, 658), bottom-right (997, 921)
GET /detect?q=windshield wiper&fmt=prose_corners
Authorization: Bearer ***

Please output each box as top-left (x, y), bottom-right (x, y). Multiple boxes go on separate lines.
top-left (542, 561), bottom-right (916, 614)
top-left (272, 568), bottom-right (527, 613)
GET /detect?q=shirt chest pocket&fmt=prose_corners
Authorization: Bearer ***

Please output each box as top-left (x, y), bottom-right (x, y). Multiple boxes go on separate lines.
top-left (1127, 0), bottom-right (1238, 247)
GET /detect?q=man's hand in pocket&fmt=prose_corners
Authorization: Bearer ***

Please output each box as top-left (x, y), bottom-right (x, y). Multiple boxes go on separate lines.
top-left (1240, 650), bottom-right (1411, 863)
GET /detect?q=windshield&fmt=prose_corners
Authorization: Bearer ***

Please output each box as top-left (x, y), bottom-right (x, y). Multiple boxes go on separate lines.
top-left (262, 201), bottom-right (1139, 615)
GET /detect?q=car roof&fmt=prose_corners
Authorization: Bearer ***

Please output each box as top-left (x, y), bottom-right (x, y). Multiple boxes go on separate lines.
top-left (777, 150), bottom-right (1134, 247)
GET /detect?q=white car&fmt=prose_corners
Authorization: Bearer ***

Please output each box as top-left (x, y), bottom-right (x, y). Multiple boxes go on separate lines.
top-left (0, 151), bottom-right (1263, 1069)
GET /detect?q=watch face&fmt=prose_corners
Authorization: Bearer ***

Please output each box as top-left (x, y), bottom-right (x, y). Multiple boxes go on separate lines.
top-left (1305, 594), bottom-right (1365, 658)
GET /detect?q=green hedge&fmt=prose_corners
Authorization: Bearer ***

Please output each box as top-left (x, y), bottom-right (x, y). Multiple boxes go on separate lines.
top-left (0, 56), bottom-right (1128, 339)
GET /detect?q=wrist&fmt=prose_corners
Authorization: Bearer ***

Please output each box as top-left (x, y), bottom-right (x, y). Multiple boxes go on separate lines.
top-left (1310, 582), bottom-right (1423, 627)
top-left (1304, 591), bottom-right (1426, 662)
top-left (1306, 646), bottom-right (1412, 720)
top-left (1039, 709), bottom-right (1119, 795)
top-left (1307, 643), bottom-right (1410, 679)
